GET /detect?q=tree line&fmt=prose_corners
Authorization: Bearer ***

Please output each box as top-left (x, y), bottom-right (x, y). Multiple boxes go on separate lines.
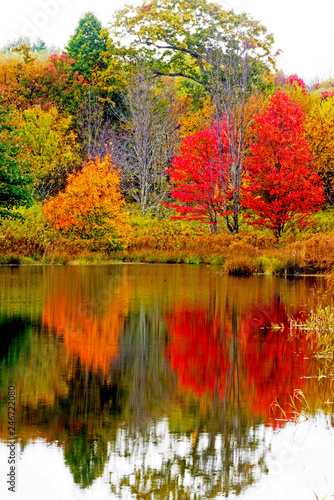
top-left (1, 0), bottom-right (334, 248)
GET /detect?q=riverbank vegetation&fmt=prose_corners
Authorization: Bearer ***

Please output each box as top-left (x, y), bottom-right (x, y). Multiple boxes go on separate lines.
top-left (2, 203), bottom-right (334, 275)
top-left (1, 0), bottom-right (334, 277)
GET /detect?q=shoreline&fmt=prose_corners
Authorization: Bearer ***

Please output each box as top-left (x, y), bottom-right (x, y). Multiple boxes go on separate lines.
top-left (0, 255), bottom-right (331, 277)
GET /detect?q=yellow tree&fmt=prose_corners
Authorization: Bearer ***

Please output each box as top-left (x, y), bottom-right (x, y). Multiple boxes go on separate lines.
top-left (16, 105), bottom-right (81, 197)
top-left (43, 155), bottom-right (132, 251)
top-left (303, 97), bottom-right (334, 203)
top-left (0, 50), bottom-right (45, 108)
top-left (179, 95), bottom-right (215, 140)
top-left (285, 83), bottom-right (334, 203)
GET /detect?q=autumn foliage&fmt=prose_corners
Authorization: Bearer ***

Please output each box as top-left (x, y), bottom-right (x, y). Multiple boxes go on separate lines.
top-left (242, 91), bottom-right (324, 238)
top-left (0, 50), bottom-right (85, 112)
top-left (15, 104), bottom-right (81, 196)
top-left (286, 74), bottom-right (306, 91)
top-left (167, 125), bottom-right (232, 233)
top-left (303, 96), bottom-right (334, 203)
top-left (43, 155), bottom-right (131, 250)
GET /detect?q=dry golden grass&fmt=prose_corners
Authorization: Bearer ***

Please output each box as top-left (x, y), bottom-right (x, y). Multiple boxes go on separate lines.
top-left (2, 205), bottom-right (334, 274)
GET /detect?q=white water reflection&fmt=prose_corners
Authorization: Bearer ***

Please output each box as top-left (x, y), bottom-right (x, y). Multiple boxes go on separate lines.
top-left (2, 412), bottom-right (334, 500)
top-left (108, 418), bottom-right (266, 498)
top-left (0, 439), bottom-right (110, 500)
top-left (235, 413), bottom-right (334, 500)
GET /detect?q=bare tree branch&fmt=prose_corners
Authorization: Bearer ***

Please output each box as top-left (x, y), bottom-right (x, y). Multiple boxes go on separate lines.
top-left (112, 66), bottom-right (180, 216)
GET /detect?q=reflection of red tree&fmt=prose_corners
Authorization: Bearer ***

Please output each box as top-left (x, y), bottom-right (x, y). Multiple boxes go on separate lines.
top-left (166, 309), bottom-right (231, 398)
top-left (240, 297), bottom-right (311, 427)
top-left (166, 297), bottom-right (313, 427)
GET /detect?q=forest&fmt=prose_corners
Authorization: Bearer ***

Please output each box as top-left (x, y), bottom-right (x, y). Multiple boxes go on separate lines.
top-left (2, 4), bottom-right (334, 494)
top-left (2, 0), bottom-right (334, 274)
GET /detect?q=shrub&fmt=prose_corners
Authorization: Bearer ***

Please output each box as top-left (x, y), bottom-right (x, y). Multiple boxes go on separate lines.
top-left (0, 204), bottom-right (56, 256)
top-left (43, 155), bottom-right (132, 252)
top-left (0, 254), bottom-right (21, 265)
top-left (253, 255), bottom-right (280, 274)
top-left (224, 256), bottom-right (254, 275)
top-left (185, 256), bottom-right (202, 264)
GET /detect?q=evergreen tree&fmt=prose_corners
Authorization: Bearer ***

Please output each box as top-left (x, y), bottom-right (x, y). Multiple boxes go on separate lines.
top-left (66, 12), bottom-right (107, 81)
top-left (31, 39), bottom-right (47, 52)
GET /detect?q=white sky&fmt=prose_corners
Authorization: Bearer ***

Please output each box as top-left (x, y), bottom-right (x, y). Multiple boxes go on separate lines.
top-left (0, 0), bottom-right (333, 84)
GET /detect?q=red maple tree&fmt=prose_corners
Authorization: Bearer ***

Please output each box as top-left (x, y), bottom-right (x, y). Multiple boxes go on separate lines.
top-left (167, 125), bottom-right (233, 234)
top-left (242, 91), bottom-right (324, 239)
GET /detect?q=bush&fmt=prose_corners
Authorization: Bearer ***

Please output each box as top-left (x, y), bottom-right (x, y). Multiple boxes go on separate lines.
top-left (253, 255), bottom-right (280, 274)
top-left (224, 256), bottom-right (254, 275)
top-left (305, 207), bottom-right (334, 233)
top-left (0, 254), bottom-right (21, 265)
top-left (0, 204), bottom-right (56, 256)
top-left (43, 155), bottom-right (132, 252)
top-left (185, 256), bottom-right (202, 264)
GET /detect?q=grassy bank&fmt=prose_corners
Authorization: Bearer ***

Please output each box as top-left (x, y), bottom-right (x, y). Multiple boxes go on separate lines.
top-left (2, 204), bottom-right (334, 275)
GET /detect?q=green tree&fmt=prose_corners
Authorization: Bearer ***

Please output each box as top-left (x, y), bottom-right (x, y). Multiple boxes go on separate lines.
top-left (66, 12), bottom-right (107, 82)
top-left (31, 39), bottom-right (47, 53)
top-left (0, 106), bottom-right (32, 219)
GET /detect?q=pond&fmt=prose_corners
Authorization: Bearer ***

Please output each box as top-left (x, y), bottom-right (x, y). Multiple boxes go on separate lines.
top-left (0, 264), bottom-right (334, 499)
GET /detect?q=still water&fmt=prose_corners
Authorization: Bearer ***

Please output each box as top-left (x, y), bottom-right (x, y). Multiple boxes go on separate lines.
top-left (0, 264), bottom-right (334, 499)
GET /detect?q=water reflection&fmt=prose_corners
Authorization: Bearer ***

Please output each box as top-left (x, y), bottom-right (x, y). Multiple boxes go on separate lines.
top-left (0, 265), bottom-right (333, 499)
top-left (166, 293), bottom-right (313, 426)
top-left (42, 268), bottom-right (132, 376)
top-left (239, 296), bottom-right (312, 426)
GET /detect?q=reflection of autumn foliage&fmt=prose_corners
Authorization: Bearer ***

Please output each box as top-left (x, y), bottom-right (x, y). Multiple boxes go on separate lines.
top-left (166, 308), bottom-right (231, 398)
top-left (240, 297), bottom-right (312, 427)
top-left (166, 297), bottom-right (313, 427)
top-left (42, 280), bottom-right (132, 377)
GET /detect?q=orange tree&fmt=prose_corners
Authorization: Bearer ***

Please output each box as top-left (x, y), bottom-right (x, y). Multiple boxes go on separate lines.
top-left (43, 155), bottom-right (131, 251)
top-left (0, 105), bottom-right (33, 219)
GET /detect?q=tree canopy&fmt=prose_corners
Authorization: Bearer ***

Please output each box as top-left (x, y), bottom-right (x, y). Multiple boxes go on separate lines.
top-left (167, 124), bottom-right (232, 233)
top-left (108, 0), bottom-right (276, 88)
